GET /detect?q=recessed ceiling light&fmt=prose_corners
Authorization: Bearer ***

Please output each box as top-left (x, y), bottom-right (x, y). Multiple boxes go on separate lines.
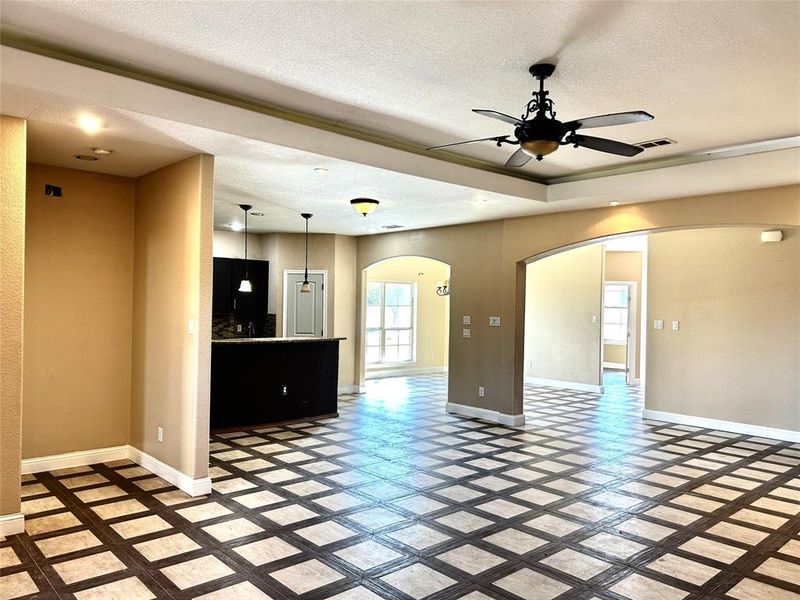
top-left (92, 147), bottom-right (113, 156)
top-left (74, 154), bottom-right (99, 161)
top-left (230, 222), bottom-right (244, 232)
top-left (77, 114), bottom-right (103, 134)
top-left (608, 201), bottom-right (621, 206)
top-left (313, 167), bottom-right (329, 174)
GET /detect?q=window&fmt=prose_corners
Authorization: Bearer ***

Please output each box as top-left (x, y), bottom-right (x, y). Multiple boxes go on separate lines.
top-left (366, 281), bottom-right (415, 364)
top-left (603, 284), bottom-right (629, 344)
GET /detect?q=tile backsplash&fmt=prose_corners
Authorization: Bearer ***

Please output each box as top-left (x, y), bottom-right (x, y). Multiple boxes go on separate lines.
top-left (212, 313), bottom-right (276, 339)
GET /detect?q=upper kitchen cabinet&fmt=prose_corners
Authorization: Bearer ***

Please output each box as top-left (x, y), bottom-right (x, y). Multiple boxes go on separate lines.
top-left (212, 257), bottom-right (269, 317)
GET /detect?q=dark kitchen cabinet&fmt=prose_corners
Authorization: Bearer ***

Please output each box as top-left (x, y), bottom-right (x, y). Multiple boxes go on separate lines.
top-left (212, 257), bottom-right (268, 318)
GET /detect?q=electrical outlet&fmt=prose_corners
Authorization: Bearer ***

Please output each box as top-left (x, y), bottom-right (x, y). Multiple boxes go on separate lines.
top-left (462, 328), bottom-right (471, 338)
top-left (236, 324), bottom-right (242, 333)
top-left (672, 320), bottom-right (680, 331)
top-left (157, 427), bottom-right (163, 443)
top-left (188, 319), bottom-right (195, 335)
top-left (478, 386), bottom-right (485, 397)
top-left (462, 315), bottom-right (471, 325)
top-left (654, 319), bottom-right (664, 330)
top-left (489, 316), bottom-right (501, 327)
top-left (282, 385), bottom-right (288, 396)
top-left (592, 314), bottom-right (598, 324)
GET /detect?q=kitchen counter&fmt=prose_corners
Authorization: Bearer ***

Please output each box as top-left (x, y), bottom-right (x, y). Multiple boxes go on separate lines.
top-left (212, 337), bottom-right (345, 344)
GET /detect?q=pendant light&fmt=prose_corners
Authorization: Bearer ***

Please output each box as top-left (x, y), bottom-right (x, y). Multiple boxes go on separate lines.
top-left (350, 198), bottom-right (379, 217)
top-left (300, 212), bottom-right (312, 293)
top-left (238, 204), bottom-right (253, 293)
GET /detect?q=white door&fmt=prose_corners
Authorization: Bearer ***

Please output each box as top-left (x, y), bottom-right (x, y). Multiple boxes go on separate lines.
top-left (284, 272), bottom-right (326, 337)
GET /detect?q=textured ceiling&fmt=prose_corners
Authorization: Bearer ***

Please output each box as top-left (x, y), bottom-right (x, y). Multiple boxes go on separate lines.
top-left (3, 0), bottom-right (799, 179)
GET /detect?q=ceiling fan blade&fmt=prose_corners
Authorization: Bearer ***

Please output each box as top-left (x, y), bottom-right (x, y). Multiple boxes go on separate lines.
top-left (505, 147), bottom-right (532, 168)
top-left (571, 134), bottom-right (644, 157)
top-left (472, 109), bottom-right (523, 126)
top-left (426, 136), bottom-right (508, 151)
top-left (563, 111), bottom-right (654, 131)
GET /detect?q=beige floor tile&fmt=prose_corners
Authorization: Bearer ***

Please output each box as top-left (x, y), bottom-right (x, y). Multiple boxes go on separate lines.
top-left (705, 521), bottom-right (769, 545)
top-left (154, 489), bottom-right (198, 506)
top-left (779, 539), bottom-right (800, 559)
top-left (580, 532), bottom-right (647, 559)
top-left (647, 553), bottom-right (720, 585)
top-left (325, 586), bottom-right (385, 600)
top-left (616, 517), bottom-right (676, 541)
top-left (35, 529), bottom-right (102, 558)
top-left (21, 496), bottom-right (64, 515)
top-left (160, 554), bottom-right (235, 590)
top-left (678, 536), bottom-right (746, 564)
top-left (295, 521), bottom-right (357, 546)
top-left (25, 511), bottom-right (82, 536)
top-left (212, 477), bottom-right (257, 494)
top-left (730, 508), bottom-right (788, 529)
top-left (110, 514), bottom-right (171, 539)
top-left (0, 547), bottom-right (21, 568)
top-left (334, 540), bottom-right (403, 571)
top-left (91, 498), bottom-right (148, 520)
top-left (233, 536), bottom-right (301, 566)
top-left (493, 567), bottom-right (571, 600)
top-left (261, 504), bottom-right (319, 525)
top-left (381, 563), bottom-right (456, 599)
top-left (610, 573), bottom-right (688, 600)
top-left (541, 548), bottom-right (612, 580)
top-left (525, 513), bottom-right (584, 536)
top-left (644, 505), bottom-right (701, 526)
top-left (755, 557), bottom-right (800, 586)
top-left (270, 558), bottom-right (345, 594)
top-left (60, 473), bottom-right (109, 489)
top-left (751, 497), bottom-right (800, 515)
top-left (512, 488), bottom-right (563, 506)
top-left (201, 517), bottom-right (263, 542)
top-left (0, 571), bottom-right (39, 599)
top-left (20, 483), bottom-right (49, 498)
top-left (387, 523), bottom-right (451, 550)
top-left (435, 510), bottom-right (494, 533)
top-left (437, 543), bottom-right (505, 575)
top-left (134, 533), bottom-right (201, 561)
top-left (73, 576), bottom-right (156, 600)
top-left (133, 477), bottom-right (171, 491)
top-left (726, 577), bottom-right (800, 600)
top-left (483, 528), bottom-right (547, 554)
top-left (74, 485), bottom-right (127, 504)
top-left (231, 489), bottom-right (284, 509)
top-left (475, 499), bottom-right (529, 519)
top-left (193, 581), bottom-right (272, 599)
top-left (176, 502), bottom-right (233, 523)
top-left (53, 550), bottom-right (127, 585)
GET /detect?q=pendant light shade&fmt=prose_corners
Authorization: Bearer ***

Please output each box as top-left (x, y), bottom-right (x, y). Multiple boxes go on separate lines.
top-left (239, 204), bottom-right (253, 293)
top-left (300, 212), bottom-right (312, 293)
top-left (350, 198), bottom-right (379, 217)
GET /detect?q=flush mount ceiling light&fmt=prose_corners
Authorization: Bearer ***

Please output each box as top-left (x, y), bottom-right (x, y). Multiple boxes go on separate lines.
top-left (300, 212), bottom-right (313, 293)
top-left (230, 222), bottom-right (243, 232)
top-left (74, 154), bottom-right (99, 161)
top-left (77, 114), bottom-right (103, 134)
top-left (608, 201), bottom-right (621, 206)
top-left (92, 147), bottom-right (113, 156)
top-left (350, 198), bottom-right (379, 217)
top-left (238, 204), bottom-right (253, 293)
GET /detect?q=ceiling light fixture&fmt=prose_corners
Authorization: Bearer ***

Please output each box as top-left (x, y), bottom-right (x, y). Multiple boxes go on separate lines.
top-left (92, 148), bottom-right (113, 156)
top-left (300, 213), bottom-right (313, 293)
top-left (350, 198), bottom-right (379, 217)
top-left (230, 222), bottom-right (243, 232)
top-left (77, 114), bottom-right (103, 134)
top-left (313, 167), bottom-right (329, 175)
top-left (74, 154), bottom-right (99, 161)
top-left (608, 201), bottom-right (621, 206)
top-left (238, 204), bottom-right (253, 293)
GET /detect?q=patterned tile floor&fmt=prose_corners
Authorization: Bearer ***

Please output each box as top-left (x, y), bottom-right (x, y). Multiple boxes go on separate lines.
top-left (2, 372), bottom-right (799, 599)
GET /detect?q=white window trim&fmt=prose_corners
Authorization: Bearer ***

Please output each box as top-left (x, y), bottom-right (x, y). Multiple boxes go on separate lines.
top-left (602, 283), bottom-right (630, 344)
top-left (365, 279), bottom-right (418, 367)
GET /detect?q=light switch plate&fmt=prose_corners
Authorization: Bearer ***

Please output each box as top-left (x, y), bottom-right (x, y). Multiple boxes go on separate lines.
top-left (672, 320), bottom-right (680, 331)
top-left (462, 328), bottom-right (471, 338)
top-left (462, 315), bottom-right (471, 325)
top-left (654, 319), bottom-right (664, 330)
top-left (489, 316), bottom-right (501, 327)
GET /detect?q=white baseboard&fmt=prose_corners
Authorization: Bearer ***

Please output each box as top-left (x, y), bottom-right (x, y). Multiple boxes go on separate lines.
top-left (128, 447), bottom-right (211, 497)
top-left (0, 512), bottom-right (24, 536)
top-left (642, 409), bottom-right (800, 443)
top-left (602, 361), bottom-right (626, 370)
top-left (367, 366), bottom-right (447, 380)
top-left (446, 402), bottom-right (525, 427)
top-left (337, 384), bottom-right (362, 394)
top-left (524, 376), bottom-right (604, 394)
top-left (21, 445), bottom-right (210, 497)
top-left (21, 445), bottom-right (129, 475)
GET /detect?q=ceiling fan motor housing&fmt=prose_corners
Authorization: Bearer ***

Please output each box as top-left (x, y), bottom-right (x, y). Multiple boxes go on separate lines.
top-left (516, 114), bottom-right (566, 159)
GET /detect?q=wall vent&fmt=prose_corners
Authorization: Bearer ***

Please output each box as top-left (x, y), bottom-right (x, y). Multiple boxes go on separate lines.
top-left (636, 138), bottom-right (676, 149)
top-left (382, 225), bottom-right (404, 230)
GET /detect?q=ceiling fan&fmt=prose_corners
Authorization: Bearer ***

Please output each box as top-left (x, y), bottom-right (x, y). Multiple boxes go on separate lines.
top-left (427, 63), bottom-right (654, 168)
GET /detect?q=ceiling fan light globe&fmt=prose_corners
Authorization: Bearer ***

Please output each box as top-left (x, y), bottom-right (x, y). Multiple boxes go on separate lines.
top-left (350, 198), bottom-right (379, 216)
top-left (521, 140), bottom-right (560, 157)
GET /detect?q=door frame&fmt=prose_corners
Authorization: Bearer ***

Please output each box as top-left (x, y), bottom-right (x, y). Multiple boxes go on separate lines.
top-left (282, 269), bottom-right (328, 337)
top-left (603, 280), bottom-right (638, 385)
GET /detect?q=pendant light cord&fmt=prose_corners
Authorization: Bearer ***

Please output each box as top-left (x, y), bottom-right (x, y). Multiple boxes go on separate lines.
top-left (243, 208), bottom-right (249, 278)
top-left (303, 216), bottom-right (309, 282)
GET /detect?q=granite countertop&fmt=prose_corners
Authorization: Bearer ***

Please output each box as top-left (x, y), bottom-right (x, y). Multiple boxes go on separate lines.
top-left (212, 337), bottom-right (346, 344)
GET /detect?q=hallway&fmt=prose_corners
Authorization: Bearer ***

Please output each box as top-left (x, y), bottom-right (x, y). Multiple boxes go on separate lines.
top-left (2, 375), bottom-right (799, 599)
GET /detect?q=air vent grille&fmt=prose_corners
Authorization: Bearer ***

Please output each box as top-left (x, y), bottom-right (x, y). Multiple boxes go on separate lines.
top-left (636, 138), bottom-right (676, 149)
top-left (382, 225), bottom-right (404, 230)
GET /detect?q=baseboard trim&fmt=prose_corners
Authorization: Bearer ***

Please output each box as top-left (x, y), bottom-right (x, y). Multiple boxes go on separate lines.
top-left (524, 377), bottom-right (604, 394)
top-left (367, 366), bottom-right (447, 380)
top-left (642, 409), bottom-right (800, 443)
top-left (21, 445), bottom-right (129, 475)
top-left (127, 447), bottom-right (211, 497)
top-left (446, 402), bottom-right (525, 427)
top-left (602, 361), bottom-right (626, 370)
top-left (337, 384), bottom-right (361, 394)
top-left (0, 512), bottom-right (25, 536)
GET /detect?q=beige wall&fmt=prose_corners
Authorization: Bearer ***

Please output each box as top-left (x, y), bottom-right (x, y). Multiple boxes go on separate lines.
top-left (333, 236), bottom-right (358, 386)
top-left (23, 165), bottom-right (135, 458)
top-left (0, 115), bottom-right (26, 517)
top-left (646, 227), bottom-right (800, 431)
top-left (131, 155), bottom-right (214, 479)
top-left (358, 185), bottom-right (800, 417)
top-left (366, 256), bottom-right (450, 374)
top-left (604, 250), bottom-right (644, 378)
top-left (524, 245), bottom-right (603, 386)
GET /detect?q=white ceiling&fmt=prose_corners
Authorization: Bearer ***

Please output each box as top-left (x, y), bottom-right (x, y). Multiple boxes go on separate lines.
top-left (2, 0), bottom-right (799, 180)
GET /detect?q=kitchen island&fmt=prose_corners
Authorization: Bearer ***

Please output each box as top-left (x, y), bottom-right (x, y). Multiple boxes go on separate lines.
top-left (210, 337), bottom-right (345, 430)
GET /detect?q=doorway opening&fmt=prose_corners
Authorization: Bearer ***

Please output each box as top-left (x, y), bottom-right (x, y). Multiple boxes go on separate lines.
top-left (361, 256), bottom-right (451, 382)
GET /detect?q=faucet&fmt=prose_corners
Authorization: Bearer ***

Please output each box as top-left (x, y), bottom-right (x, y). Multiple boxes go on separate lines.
top-left (247, 321), bottom-right (255, 338)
